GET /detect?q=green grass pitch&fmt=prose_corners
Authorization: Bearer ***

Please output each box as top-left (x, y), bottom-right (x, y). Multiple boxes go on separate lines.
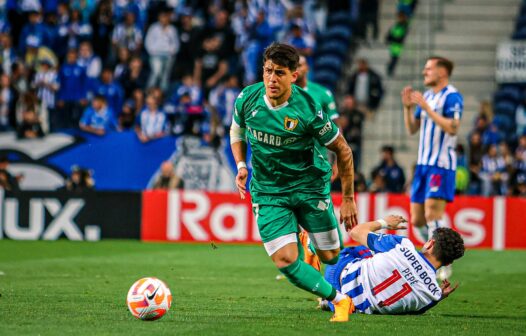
top-left (0, 240), bottom-right (525, 336)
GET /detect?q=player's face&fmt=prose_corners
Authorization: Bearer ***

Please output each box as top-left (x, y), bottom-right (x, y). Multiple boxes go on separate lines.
top-left (422, 60), bottom-right (440, 86)
top-left (263, 60), bottom-right (298, 101)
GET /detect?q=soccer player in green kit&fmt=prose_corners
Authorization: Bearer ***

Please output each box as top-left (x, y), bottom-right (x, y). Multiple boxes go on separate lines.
top-left (296, 55), bottom-right (339, 122)
top-left (230, 43), bottom-right (358, 322)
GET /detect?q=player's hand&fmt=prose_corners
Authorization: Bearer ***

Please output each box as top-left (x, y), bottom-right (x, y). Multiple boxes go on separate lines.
top-left (236, 167), bottom-right (248, 199)
top-left (340, 197), bottom-right (358, 231)
top-left (410, 91), bottom-right (430, 111)
top-left (401, 86), bottom-right (413, 108)
top-left (440, 279), bottom-right (459, 299)
top-left (384, 215), bottom-right (408, 230)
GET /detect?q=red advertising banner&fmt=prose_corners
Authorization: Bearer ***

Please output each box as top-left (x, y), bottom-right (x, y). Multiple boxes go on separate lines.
top-left (141, 191), bottom-right (526, 250)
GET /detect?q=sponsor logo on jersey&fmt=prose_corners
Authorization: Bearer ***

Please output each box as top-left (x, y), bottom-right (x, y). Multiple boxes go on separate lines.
top-left (318, 121), bottom-right (333, 136)
top-left (284, 116), bottom-right (299, 131)
top-left (282, 137), bottom-right (298, 145)
top-left (248, 127), bottom-right (282, 146)
top-left (251, 109), bottom-right (259, 117)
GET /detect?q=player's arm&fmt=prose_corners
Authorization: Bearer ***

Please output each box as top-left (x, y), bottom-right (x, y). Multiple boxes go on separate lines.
top-left (230, 121), bottom-right (248, 199)
top-left (401, 86), bottom-right (420, 135)
top-left (410, 91), bottom-right (461, 135)
top-left (326, 134), bottom-right (358, 230)
top-left (230, 93), bottom-right (249, 199)
top-left (350, 215), bottom-right (407, 247)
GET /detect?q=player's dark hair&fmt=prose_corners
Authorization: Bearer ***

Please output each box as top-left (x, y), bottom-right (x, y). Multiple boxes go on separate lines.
top-left (428, 56), bottom-right (454, 76)
top-left (432, 228), bottom-right (465, 266)
top-left (263, 43), bottom-right (299, 71)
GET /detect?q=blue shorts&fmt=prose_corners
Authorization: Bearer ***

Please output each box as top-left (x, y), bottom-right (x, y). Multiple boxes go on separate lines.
top-left (410, 165), bottom-right (456, 203)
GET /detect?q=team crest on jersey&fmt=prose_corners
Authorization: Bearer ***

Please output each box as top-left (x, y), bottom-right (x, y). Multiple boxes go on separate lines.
top-left (284, 117), bottom-right (298, 131)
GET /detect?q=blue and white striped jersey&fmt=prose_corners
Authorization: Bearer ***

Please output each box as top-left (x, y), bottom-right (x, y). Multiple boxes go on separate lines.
top-left (340, 233), bottom-right (442, 315)
top-left (415, 85), bottom-right (463, 171)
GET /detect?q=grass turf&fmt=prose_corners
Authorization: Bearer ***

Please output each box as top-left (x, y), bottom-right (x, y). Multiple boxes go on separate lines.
top-left (0, 240), bottom-right (525, 335)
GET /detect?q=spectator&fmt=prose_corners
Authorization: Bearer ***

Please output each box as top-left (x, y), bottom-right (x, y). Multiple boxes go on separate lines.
top-left (22, 35), bottom-right (58, 72)
top-left (16, 91), bottom-right (39, 127)
top-left (16, 109), bottom-right (44, 139)
top-left (482, 122), bottom-right (502, 146)
top-left (173, 8), bottom-right (200, 80)
top-left (92, 67), bottom-right (124, 118)
top-left (31, 58), bottom-right (59, 133)
top-left (89, 0), bottom-right (114, 62)
top-left (120, 56), bottom-right (148, 98)
top-left (58, 9), bottom-right (92, 54)
top-left (202, 10), bottom-right (236, 60)
top-left (135, 93), bottom-right (168, 142)
top-left (354, 171), bottom-right (368, 192)
top-left (164, 74), bottom-right (203, 134)
top-left (371, 145), bottom-right (406, 193)
top-left (0, 33), bottom-right (17, 75)
top-left (77, 41), bottom-right (102, 91)
top-left (56, 48), bottom-right (88, 129)
top-left (152, 161), bottom-right (184, 189)
top-left (0, 73), bottom-right (18, 131)
top-left (0, 155), bottom-right (20, 191)
top-left (369, 168), bottom-right (387, 193)
top-left (386, 11), bottom-right (409, 77)
top-left (79, 95), bottom-right (117, 136)
top-left (347, 58), bottom-right (383, 116)
top-left (510, 173), bottom-right (526, 197)
top-left (11, 62), bottom-right (29, 95)
top-left (242, 8), bottom-right (273, 84)
top-left (19, 10), bottom-right (51, 55)
top-left (119, 89), bottom-right (145, 130)
top-left (338, 95), bottom-right (365, 170)
top-left (193, 35), bottom-right (228, 97)
top-left (145, 7), bottom-right (179, 91)
top-left (111, 11), bottom-right (143, 54)
top-left (358, 0), bottom-right (379, 43)
top-left (480, 144), bottom-right (508, 196)
top-left (208, 74), bottom-right (240, 131)
top-left (59, 165), bottom-right (95, 192)
top-left (113, 46), bottom-right (130, 82)
top-left (284, 23), bottom-right (314, 64)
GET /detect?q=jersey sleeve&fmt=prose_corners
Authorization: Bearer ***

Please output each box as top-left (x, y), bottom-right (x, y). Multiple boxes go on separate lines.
top-left (232, 90), bottom-right (246, 128)
top-left (414, 105), bottom-right (422, 119)
top-left (443, 92), bottom-right (463, 119)
top-left (366, 232), bottom-right (405, 253)
top-left (307, 103), bottom-right (340, 146)
top-left (324, 89), bottom-right (339, 120)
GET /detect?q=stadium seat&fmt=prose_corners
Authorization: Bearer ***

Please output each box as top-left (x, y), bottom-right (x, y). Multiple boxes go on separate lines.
top-left (495, 101), bottom-right (517, 117)
top-left (314, 55), bottom-right (344, 73)
top-left (315, 42), bottom-right (349, 60)
top-left (493, 114), bottom-right (515, 133)
top-left (323, 25), bottom-right (352, 45)
top-left (313, 70), bottom-right (339, 90)
top-left (512, 26), bottom-right (526, 40)
top-left (494, 86), bottom-right (522, 104)
top-left (326, 12), bottom-right (352, 27)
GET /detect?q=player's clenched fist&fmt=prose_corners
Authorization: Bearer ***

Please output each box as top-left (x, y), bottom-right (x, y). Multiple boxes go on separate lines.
top-left (236, 167), bottom-right (248, 199)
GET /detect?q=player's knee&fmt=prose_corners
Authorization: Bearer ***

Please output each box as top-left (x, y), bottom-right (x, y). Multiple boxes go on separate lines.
top-left (318, 249), bottom-right (340, 265)
top-left (272, 253), bottom-right (298, 269)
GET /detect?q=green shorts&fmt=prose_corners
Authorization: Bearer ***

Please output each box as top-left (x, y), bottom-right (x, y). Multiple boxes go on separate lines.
top-left (251, 191), bottom-right (342, 256)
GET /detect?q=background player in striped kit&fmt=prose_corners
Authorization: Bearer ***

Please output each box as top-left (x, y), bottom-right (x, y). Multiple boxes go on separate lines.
top-left (401, 56), bottom-right (463, 279)
top-left (320, 215), bottom-right (464, 315)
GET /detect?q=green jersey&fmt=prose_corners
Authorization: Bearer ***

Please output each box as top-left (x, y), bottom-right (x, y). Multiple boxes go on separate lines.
top-left (233, 82), bottom-right (340, 195)
top-left (303, 81), bottom-right (338, 121)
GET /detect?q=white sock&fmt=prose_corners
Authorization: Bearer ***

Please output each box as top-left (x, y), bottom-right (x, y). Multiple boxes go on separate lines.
top-left (427, 220), bottom-right (444, 239)
top-left (332, 292), bottom-right (346, 303)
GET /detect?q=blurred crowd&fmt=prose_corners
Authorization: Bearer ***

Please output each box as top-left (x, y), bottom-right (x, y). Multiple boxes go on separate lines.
top-left (0, 0), bottom-right (331, 145)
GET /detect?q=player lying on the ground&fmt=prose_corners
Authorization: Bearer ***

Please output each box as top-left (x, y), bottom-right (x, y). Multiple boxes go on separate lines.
top-left (317, 215), bottom-right (464, 315)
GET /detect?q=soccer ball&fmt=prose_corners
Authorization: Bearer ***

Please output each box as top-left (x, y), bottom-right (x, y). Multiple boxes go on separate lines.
top-left (126, 277), bottom-right (172, 320)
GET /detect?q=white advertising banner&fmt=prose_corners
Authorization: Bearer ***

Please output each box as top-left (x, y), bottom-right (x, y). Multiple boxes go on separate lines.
top-left (496, 41), bottom-right (526, 83)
